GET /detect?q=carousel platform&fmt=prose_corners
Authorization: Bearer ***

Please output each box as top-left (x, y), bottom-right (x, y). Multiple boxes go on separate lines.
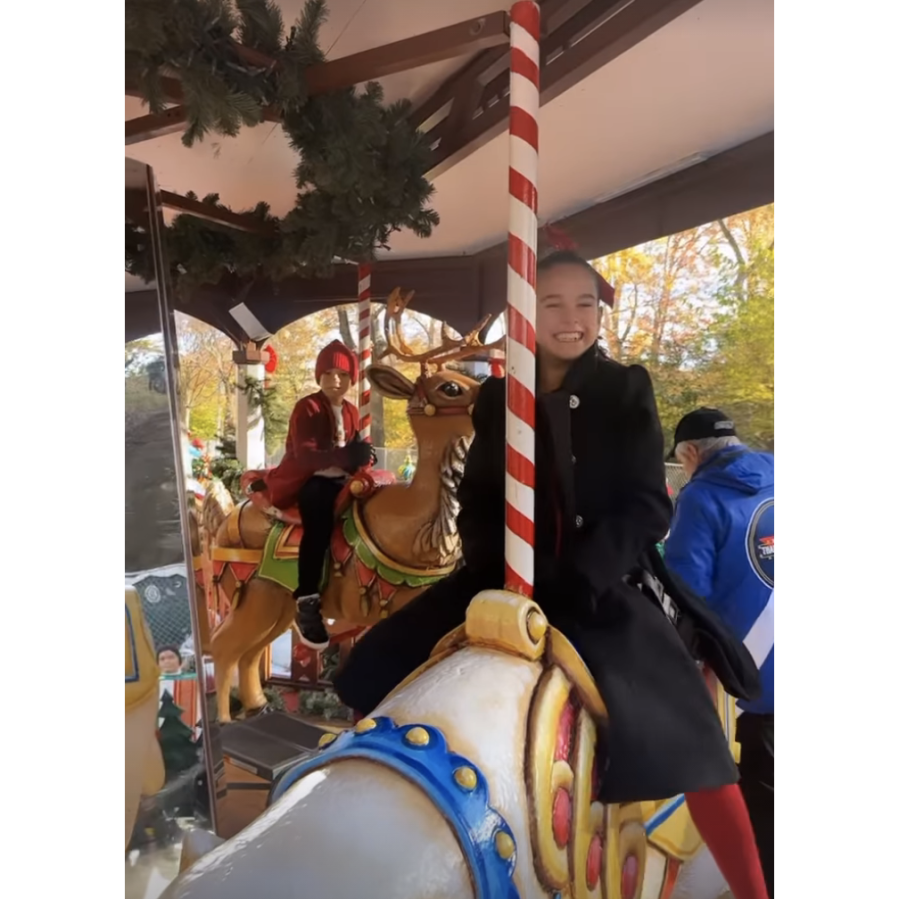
top-left (217, 711), bottom-right (330, 837)
top-left (220, 711), bottom-right (327, 780)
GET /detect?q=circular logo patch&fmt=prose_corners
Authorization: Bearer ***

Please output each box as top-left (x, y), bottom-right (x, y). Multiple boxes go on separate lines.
top-left (746, 499), bottom-right (774, 587)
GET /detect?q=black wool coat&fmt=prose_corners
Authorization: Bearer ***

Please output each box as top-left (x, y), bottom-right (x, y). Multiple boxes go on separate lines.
top-left (335, 347), bottom-right (742, 802)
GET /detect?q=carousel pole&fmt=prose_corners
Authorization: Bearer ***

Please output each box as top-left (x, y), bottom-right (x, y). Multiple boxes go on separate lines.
top-left (357, 262), bottom-right (373, 441)
top-left (504, 0), bottom-right (540, 597)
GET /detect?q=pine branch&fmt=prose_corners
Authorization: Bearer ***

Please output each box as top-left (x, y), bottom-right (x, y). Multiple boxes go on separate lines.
top-left (235, 0), bottom-right (283, 57)
top-left (125, 0), bottom-right (439, 285)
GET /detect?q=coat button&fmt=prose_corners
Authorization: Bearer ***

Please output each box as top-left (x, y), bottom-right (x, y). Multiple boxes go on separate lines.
top-left (569, 395), bottom-right (580, 409)
top-left (575, 515), bottom-right (584, 528)
top-left (571, 454), bottom-right (577, 465)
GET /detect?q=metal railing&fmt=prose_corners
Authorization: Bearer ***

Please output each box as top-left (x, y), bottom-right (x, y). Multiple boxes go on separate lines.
top-left (665, 463), bottom-right (688, 498)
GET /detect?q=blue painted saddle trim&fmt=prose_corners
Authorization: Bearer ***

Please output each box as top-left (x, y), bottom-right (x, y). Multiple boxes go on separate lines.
top-left (269, 717), bottom-right (521, 899)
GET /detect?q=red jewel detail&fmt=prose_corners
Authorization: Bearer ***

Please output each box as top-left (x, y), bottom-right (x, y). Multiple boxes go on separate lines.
top-left (621, 854), bottom-right (640, 899)
top-left (586, 834), bottom-right (603, 889)
top-left (551, 788), bottom-right (572, 846)
top-left (555, 695), bottom-right (576, 761)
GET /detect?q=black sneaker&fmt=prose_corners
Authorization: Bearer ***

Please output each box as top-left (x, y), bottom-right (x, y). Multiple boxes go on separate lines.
top-left (296, 594), bottom-right (330, 650)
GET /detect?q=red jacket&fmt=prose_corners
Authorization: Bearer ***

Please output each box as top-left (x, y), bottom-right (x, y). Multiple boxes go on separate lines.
top-left (265, 391), bottom-right (363, 509)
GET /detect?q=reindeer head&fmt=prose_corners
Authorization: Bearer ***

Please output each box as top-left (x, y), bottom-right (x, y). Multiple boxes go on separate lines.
top-left (368, 288), bottom-right (503, 446)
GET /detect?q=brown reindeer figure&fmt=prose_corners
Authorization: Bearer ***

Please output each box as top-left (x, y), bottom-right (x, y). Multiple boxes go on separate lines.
top-left (206, 290), bottom-right (501, 722)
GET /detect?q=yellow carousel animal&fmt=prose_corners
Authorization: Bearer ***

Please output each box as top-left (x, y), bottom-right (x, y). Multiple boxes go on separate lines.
top-left (124, 585), bottom-right (165, 848)
top-left (157, 589), bottom-right (738, 898)
top-left (202, 291), bottom-right (502, 723)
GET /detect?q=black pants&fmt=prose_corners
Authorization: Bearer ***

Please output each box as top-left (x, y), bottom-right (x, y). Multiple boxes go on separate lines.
top-left (296, 476), bottom-right (344, 598)
top-left (736, 712), bottom-right (774, 896)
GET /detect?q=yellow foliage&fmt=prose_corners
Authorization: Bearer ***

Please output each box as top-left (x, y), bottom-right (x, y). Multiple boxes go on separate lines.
top-left (595, 205), bottom-right (774, 449)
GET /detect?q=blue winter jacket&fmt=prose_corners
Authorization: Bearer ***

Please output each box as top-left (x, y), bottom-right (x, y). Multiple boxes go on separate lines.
top-left (665, 448), bottom-right (774, 715)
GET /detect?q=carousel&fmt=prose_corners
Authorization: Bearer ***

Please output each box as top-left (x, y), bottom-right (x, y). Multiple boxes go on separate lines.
top-left (124, 1), bottom-right (773, 897)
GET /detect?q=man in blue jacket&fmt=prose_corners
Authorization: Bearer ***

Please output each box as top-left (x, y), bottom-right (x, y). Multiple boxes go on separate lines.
top-left (666, 408), bottom-right (774, 896)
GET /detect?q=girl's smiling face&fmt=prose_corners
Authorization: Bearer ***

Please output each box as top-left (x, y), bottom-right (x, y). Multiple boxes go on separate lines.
top-left (535, 262), bottom-right (601, 363)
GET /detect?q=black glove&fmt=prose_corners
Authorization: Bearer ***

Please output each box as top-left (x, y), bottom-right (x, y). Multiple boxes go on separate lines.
top-left (345, 436), bottom-right (378, 472)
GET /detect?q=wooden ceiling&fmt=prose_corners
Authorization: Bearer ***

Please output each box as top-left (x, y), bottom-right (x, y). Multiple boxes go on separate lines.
top-left (125, 0), bottom-right (774, 343)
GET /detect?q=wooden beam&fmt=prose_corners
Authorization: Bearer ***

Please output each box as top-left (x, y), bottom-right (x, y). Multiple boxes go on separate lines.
top-left (409, 45), bottom-right (508, 131)
top-left (305, 11), bottom-right (510, 94)
top-left (541, 0), bottom-right (705, 107)
top-left (125, 106), bottom-right (189, 145)
top-left (125, 75), bottom-right (184, 103)
top-left (158, 191), bottom-right (277, 235)
top-left (475, 132), bottom-right (776, 265)
top-left (419, 0), bottom-right (705, 177)
top-left (125, 12), bottom-right (510, 145)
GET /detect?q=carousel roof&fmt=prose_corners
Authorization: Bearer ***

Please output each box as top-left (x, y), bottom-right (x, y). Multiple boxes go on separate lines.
top-left (125, 0), bottom-right (773, 342)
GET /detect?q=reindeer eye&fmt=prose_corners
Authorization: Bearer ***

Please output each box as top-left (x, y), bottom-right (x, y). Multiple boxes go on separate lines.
top-left (439, 381), bottom-right (463, 398)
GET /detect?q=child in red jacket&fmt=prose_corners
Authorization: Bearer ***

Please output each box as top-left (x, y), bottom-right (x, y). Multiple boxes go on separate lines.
top-left (261, 340), bottom-right (376, 649)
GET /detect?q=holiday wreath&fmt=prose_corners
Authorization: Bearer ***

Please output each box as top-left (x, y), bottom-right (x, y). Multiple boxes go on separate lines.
top-left (125, 0), bottom-right (439, 291)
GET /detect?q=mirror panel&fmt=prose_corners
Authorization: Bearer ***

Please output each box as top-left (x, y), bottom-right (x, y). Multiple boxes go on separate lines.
top-left (125, 158), bottom-right (219, 898)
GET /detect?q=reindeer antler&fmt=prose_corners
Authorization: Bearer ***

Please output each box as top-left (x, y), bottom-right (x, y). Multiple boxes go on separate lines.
top-left (379, 287), bottom-right (504, 372)
top-left (426, 315), bottom-right (505, 368)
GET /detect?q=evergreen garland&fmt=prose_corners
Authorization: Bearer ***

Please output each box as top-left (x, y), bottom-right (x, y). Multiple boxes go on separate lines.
top-left (126, 0), bottom-right (439, 290)
top-left (209, 433), bottom-right (244, 500)
top-left (240, 374), bottom-right (286, 432)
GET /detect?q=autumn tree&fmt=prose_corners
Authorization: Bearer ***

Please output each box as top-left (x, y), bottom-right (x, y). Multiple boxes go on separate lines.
top-left (703, 206), bottom-right (775, 449)
top-left (594, 204), bottom-right (774, 447)
top-left (595, 226), bottom-right (720, 436)
top-left (173, 314), bottom-right (235, 435)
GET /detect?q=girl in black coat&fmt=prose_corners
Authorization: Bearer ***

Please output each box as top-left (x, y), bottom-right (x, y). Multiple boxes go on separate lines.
top-left (334, 252), bottom-right (769, 899)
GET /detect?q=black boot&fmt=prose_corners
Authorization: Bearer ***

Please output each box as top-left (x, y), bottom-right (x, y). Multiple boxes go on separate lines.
top-left (295, 593), bottom-right (330, 650)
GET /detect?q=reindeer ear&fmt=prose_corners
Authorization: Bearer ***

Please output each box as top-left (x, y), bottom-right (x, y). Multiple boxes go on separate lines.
top-left (368, 364), bottom-right (416, 400)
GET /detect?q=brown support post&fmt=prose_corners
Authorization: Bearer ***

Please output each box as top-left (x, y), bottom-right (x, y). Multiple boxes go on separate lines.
top-left (232, 342), bottom-right (266, 367)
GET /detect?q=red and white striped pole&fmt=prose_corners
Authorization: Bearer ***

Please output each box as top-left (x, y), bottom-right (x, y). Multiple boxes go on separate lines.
top-left (357, 262), bottom-right (372, 440)
top-left (504, 0), bottom-right (540, 597)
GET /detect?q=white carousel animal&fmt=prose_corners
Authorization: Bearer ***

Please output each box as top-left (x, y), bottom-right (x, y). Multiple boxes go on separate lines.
top-left (157, 590), bottom-right (733, 899)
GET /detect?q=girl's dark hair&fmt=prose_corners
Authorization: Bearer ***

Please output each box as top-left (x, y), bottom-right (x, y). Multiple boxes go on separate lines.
top-left (157, 645), bottom-right (182, 662)
top-left (536, 250), bottom-right (603, 297)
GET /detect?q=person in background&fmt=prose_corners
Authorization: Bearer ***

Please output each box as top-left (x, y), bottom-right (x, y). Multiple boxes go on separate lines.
top-left (666, 408), bottom-right (774, 896)
top-left (156, 645), bottom-right (183, 675)
top-left (259, 340), bottom-right (376, 651)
